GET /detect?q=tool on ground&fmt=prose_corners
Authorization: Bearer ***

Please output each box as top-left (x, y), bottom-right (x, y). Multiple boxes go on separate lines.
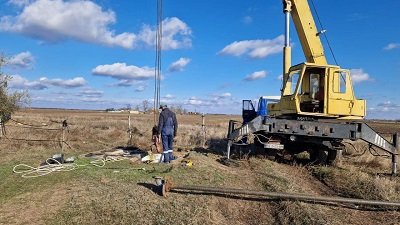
top-left (181, 159), bottom-right (193, 167)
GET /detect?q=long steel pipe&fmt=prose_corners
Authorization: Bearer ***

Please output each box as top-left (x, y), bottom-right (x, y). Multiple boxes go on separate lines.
top-left (168, 185), bottom-right (400, 208)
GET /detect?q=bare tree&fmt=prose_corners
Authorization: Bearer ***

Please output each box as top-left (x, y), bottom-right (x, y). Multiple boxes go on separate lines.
top-left (142, 100), bottom-right (150, 113)
top-left (175, 104), bottom-right (185, 115)
top-left (0, 56), bottom-right (29, 122)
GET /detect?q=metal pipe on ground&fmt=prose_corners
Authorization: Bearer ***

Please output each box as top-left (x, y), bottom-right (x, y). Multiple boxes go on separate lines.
top-left (160, 179), bottom-right (400, 208)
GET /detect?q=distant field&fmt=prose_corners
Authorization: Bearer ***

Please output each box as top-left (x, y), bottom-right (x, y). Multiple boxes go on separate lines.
top-left (1, 108), bottom-right (400, 225)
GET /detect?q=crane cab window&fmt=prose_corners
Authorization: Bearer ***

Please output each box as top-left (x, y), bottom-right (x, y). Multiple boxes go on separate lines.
top-left (299, 68), bottom-right (325, 113)
top-left (284, 70), bottom-right (301, 96)
top-left (310, 73), bottom-right (323, 100)
top-left (333, 71), bottom-right (347, 93)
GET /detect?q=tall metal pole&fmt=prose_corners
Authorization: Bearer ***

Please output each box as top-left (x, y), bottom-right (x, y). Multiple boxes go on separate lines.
top-left (153, 0), bottom-right (163, 125)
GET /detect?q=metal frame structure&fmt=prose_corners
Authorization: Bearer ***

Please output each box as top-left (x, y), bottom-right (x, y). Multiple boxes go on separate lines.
top-left (227, 116), bottom-right (399, 174)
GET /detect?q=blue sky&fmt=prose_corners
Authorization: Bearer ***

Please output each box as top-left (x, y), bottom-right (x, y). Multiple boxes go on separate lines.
top-left (0, 0), bottom-right (399, 119)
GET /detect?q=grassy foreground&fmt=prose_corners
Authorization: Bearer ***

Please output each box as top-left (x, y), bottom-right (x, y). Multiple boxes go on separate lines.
top-left (1, 109), bottom-right (400, 225)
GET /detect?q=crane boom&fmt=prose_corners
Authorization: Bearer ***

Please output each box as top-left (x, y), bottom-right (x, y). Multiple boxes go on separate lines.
top-left (285, 0), bottom-right (327, 65)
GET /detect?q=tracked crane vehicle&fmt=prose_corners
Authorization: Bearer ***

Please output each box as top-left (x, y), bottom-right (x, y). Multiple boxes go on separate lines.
top-left (227, 0), bottom-right (399, 174)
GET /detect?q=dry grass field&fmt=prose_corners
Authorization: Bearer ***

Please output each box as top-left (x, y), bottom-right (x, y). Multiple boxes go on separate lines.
top-left (1, 108), bottom-right (400, 225)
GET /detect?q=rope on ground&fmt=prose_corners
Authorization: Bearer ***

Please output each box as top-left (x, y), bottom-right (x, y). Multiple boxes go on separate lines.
top-left (13, 156), bottom-right (124, 178)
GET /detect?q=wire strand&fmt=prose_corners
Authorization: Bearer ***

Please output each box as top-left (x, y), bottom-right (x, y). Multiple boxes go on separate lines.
top-left (5, 124), bottom-right (62, 131)
top-left (310, 0), bottom-right (338, 65)
top-left (153, 0), bottom-right (162, 125)
top-left (10, 118), bottom-right (51, 127)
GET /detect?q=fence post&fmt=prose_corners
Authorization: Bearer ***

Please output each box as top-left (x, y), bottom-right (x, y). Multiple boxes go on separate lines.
top-left (201, 114), bottom-right (206, 148)
top-left (61, 120), bottom-right (68, 154)
top-left (0, 118), bottom-right (3, 139)
top-left (128, 111), bottom-right (133, 146)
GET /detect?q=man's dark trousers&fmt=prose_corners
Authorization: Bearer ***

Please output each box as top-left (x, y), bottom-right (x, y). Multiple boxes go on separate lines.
top-left (161, 134), bottom-right (173, 163)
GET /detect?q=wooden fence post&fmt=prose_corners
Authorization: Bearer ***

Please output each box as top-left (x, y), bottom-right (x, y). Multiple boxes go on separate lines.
top-left (128, 111), bottom-right (133, 146)
top-left (201, 114), bottom-right (206, 148)
top-left (0, 118), bottom-right (3, 139)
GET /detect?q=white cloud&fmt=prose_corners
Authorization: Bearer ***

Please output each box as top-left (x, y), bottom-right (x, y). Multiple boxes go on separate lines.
top-left (242, 16), bottom-right (253, 24)
top-left (111, 80), bottom-right (134, 87)
top-left (1, 2), bottom-right (192, 50)
top-left (9, 74), bottom-right (47, 90)
top-left (9, 74), bottom-right (86, 89)
top-left (76, 89), bottom-right (104, 98)
top-left (92, 63), bottom-right (154, 81)
top-left (244, 70), bottom-right (267, 81)
top-left (6, 51), bottom-right (34, 68)
top-left (187, 97), bottom-right (203, 106)
top-left (277, 74), bottom-right (283, 81)
top-left (138, 17), bottom-right (192, 50)
top-left (39, 77), bottom-right (86, 88)
top-left (350, 68), bottom-right (372, 83)
top-left (81, 97), bottom-right (105, 103)
top-left (210, 92), bottom-right (232, 102)
top-left (376, 101), bottom-right (399, 109)
top-left (220, 92), bottom-right (231, 98)
top-left (368, 101), bottom-right (400, 119)
top-left (219, 35), bottom-right (284, 59)
top-left (135, 85), bottom-right (145, 92)
top-left (168, 57), bottom-right (191, 72)
top-left (1, 0), bottom-right (136, 49)
top-left (164, 94), bottom-right (175, 99)
top-left (183, 95), bottom-right (240, 112)
top-left (383, 43), bottom-right (400, 50)
top-left (212, 92), bottom-right (231, 99)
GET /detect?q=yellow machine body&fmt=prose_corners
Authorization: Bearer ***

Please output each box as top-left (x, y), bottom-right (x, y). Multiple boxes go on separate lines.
top-left (269, 63), bottom-right (366, 119)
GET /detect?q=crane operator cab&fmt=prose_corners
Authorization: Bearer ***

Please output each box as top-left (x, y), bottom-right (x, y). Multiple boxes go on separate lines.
top-left (268, 63), bottom-right (366, 120)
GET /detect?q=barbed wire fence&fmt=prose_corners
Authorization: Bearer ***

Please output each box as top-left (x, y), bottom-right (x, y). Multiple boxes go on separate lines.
top-left (0, 118), bottom-right (71, 153)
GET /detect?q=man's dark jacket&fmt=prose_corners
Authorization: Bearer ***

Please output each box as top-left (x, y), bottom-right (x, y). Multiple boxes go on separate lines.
top-left (158, 108), bottom-right (178, 136)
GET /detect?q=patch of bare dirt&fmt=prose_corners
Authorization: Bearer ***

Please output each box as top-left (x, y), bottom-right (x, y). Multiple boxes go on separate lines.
top-left (0, 183), bottom-right (80, 225)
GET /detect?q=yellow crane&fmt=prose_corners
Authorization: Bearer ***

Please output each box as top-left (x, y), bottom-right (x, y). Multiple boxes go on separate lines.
top-left (269, 0), bottom-right (365, 119)
top-left (227, 0), bottom-right (399, 175)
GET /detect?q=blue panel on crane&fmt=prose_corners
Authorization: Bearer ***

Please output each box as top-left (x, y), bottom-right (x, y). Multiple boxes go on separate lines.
top-left (257, 97), bottom-right (268, 116)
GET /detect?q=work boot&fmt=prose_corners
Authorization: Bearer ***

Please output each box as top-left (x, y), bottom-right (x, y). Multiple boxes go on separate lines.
top-left (169, 154), bottom-right (177, 161)
top-left (163, 153), bottom-right (170, 163)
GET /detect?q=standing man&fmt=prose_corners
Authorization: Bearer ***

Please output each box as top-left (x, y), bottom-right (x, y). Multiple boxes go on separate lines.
top-left (158, 103), bottom-right (178, 163)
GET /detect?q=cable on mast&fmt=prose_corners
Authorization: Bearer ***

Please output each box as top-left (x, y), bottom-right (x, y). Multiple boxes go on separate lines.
top-left (310, 0), bottom-right (338, 66)
top-left (153, 0), bottom-right (163, 124)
